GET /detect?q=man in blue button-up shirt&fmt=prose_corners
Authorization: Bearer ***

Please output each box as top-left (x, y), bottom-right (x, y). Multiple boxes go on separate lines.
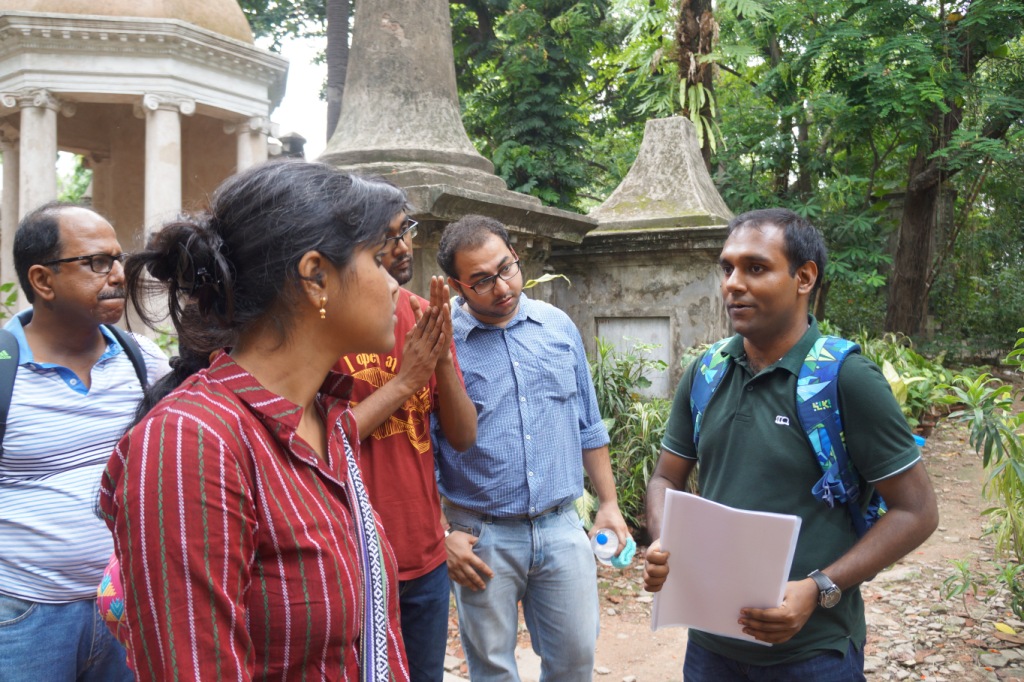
top-left (434, 214), bottom-right (629, 682)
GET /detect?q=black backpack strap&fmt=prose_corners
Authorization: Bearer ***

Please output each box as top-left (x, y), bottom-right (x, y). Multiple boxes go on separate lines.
top-left (0, 328), bottom-right (22, 457)
top-left (104, 325), bottom-right (149, 390)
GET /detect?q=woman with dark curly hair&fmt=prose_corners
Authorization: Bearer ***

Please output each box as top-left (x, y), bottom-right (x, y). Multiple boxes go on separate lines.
top-left (99, 161), bottom-right (412, 681)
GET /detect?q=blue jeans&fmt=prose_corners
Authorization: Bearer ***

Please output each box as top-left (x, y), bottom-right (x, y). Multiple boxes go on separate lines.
top-left (0, 593), bottom-right (134, 681)
top-left (683, 638), bottom-right (866, 682)
top-left (398, 561), bottom-right (451, 682)
top-left (444, 502), bottom-right (598, 682)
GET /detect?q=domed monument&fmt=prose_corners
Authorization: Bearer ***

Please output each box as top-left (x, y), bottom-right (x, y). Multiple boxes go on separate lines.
top-left (0, 0), bottom-right (287, 285)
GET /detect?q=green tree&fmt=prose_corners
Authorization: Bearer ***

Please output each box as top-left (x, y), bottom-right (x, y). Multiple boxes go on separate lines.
top-left (452, 1), bottom-right (614, 210)
top-left (703, 0), bottom-right (1024, 334)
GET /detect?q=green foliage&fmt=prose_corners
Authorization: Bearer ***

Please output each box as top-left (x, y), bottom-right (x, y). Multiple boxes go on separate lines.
top-left (929, 130), bottom-right (1024, 345)
top-left (589, 338), bottom-right (670, 528)
top-left (941, 328), bottom-right (1024, 616)
top-left (236, 0), bottom-right (326, 48)
top-left (57, 155), bottom-right (92, 203)
top-left (0, 282), bottom-right (19, 322)
top-left (851, 331), bottom-right (955, 429)
top-left (453, 1), bottom-right (613, 210)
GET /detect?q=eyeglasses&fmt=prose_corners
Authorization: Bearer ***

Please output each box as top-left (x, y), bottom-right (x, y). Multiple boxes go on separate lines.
top-left (454, 259), bottom-right (521, 295)
top-left (39, 253), bottom-right (127, 274)
top-left (383, 218), bottom-right (418, 249)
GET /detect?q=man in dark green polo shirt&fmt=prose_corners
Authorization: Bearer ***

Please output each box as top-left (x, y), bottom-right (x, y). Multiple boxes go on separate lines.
top-left (643, 208), bottom-right (938, 680)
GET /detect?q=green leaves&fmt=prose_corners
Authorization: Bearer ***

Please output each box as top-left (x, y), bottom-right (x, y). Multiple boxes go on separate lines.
top-left (589, 338), bottom-right (670, 528)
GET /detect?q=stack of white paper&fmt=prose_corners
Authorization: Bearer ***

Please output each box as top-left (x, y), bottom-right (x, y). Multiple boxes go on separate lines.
top-left (650, 491), bottom-right (802, 645)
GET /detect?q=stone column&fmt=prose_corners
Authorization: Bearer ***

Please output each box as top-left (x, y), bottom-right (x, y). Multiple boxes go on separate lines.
top-left (0, 125), bottom-right (20, 287)
top-left (227, 116), bottom-right (273, 172)
top-left (10, 90), bottom-right (71, 219)
top-left (138, 93), bottom-right (194, 232)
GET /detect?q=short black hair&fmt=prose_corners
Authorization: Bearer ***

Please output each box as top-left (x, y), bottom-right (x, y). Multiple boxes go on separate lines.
top-left (13, 201), bottom-right (82, 303)
top-left (436, 215), bottom-right (512, 280)
top-left (727, 208), bottom-right (828, 292)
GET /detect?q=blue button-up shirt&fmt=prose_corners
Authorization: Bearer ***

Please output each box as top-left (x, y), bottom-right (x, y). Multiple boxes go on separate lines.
top-left (435, 294), bottom-right (609, 517)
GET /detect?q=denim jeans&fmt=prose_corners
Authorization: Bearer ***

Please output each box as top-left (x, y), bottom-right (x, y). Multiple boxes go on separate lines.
top-left (0, 593), bottom-right (134, 682)
top-left (444, 502), bottom-right (598, 682)
top-left (683, 638), bottom-right (866, 682)
top-left (398, 561), bottom-right (451, 682)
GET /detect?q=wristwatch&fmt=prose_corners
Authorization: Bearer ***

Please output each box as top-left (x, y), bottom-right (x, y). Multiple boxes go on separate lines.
top-left (808, 569), bottom-right (841, 608)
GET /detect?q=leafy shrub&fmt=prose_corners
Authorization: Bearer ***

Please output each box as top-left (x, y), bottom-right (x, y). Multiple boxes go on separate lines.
top-left (589, 338), bottom-right (671, 529)
top-left (940, 328), bottom-right (1024, 617)
top-left (851, 331), bottom-right (955, 429)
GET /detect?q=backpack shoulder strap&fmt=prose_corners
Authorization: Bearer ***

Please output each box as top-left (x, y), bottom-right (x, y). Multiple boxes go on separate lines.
top-left (104, 326), bottom-right (149, 390)
top-left (689, 337), bottom-right (735, 449)
top-left (0, 328), bottom-right (22, 456)
top-left (796, 335), bottom-right (885, 537)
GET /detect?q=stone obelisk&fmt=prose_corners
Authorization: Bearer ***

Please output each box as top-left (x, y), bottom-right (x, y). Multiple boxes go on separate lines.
top-left (319, 0), bottom-right (595, 273)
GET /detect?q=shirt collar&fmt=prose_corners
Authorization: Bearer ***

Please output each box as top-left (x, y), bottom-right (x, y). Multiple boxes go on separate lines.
top-left (205, 351), bottom-right (354, 435)
top-left (451, 292), bottom-right (543, 342)
top-left (4, 307), bottom-right (121, 366)
top-left (722, 315), bottom-right (822, 376)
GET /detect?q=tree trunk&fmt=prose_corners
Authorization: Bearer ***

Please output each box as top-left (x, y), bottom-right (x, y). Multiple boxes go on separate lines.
top-left (675, 0), bottom-right (716, 172)
top-left (325, 0), bottom-right (351, 141)
top-left (884, 146), bottom-right (939, 335)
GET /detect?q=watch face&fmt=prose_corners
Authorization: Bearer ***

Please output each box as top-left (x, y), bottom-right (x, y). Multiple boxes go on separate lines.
top-left (820, 586), bottom-right (841, 608)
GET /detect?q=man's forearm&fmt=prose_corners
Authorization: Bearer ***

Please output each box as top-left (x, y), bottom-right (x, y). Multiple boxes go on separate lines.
top-left (435, 357), bottom-right (477, 452)
top-left (581, 446), bottom-right (618, 508)
top-left (349, 378), bottom-right (419, 441)
top-left (645, 475), bottom-right (671, 542)
top-left (645, 452), bottom-right (697, 542)
top-left (818, 463), bottom-right (938, 590)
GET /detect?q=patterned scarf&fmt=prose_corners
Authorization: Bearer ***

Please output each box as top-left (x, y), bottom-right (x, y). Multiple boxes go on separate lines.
top-left (340, 430), bottom-right (390, 681)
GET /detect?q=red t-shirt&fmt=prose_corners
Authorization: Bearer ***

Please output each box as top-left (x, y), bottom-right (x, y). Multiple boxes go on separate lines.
top-left (337, 287), bottom-right (464, 581)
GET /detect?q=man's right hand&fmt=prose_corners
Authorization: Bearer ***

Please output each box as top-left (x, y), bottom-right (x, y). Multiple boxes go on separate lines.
top-left (396, 296), bottom-right (446, 393)
top-left (643, 539), bottom-right (670, 593)
top-left (445, 530), bottom-right (494, 591)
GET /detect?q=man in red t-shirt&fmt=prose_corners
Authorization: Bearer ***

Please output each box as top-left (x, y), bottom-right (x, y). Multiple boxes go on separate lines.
top-left (339, 214), bottom-right (477, 682)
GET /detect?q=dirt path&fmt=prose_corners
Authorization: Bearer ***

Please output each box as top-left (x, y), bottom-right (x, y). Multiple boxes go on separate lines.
top-left (444, 416), bottom-right (1020, 681)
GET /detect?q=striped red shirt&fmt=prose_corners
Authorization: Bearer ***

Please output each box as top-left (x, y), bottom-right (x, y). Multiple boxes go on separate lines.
top-left (100, 352), bottom-right (410, 681)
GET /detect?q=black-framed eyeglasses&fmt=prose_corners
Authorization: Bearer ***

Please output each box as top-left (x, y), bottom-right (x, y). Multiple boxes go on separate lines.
top-left (454, 259), bottom-right (522, 295)
top-left (39, 253), bottom-right (127, 274)
top-left (383, 218), bottom-right (419, 249)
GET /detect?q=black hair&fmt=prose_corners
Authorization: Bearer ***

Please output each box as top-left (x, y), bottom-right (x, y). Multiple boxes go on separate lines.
top-left (727, 208), bottom-right (828, 292)
top-left (124, 161), bottom-right (408, 352)
top-left (436, 214), bottom-right (513, 280)
top-left (13, 201), bottom-right (84, 303)
top-left (129, 306), bottom-right (232, 428)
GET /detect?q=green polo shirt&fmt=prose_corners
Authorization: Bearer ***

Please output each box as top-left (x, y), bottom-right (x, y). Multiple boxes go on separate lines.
top-left (662, 318), bottom-right (920, 666)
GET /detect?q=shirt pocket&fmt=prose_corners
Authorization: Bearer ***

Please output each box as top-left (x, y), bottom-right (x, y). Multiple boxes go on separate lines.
top-left (532, 349), bottom-right (578, 403)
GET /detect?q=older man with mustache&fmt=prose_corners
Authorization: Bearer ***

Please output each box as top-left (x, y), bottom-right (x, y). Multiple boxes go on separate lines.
top-left (0, 202), bottom-right (168, 680)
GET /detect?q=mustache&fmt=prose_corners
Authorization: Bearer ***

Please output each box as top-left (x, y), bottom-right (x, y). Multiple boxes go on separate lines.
top-left (98, 288), bottom-right (126, 300)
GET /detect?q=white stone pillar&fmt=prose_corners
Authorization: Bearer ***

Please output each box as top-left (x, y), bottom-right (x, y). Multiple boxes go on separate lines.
top-left (0, 126), bottom-right (20, 288)
top-left (139, 93), bottom-right (194, 233)
top-left (227, 116), bottom-right (273, 172)
top-left (13, 90), bottom-right (65, 219)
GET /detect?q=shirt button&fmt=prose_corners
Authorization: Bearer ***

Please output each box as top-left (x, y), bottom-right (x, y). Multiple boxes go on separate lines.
top-left (70, 379), bottom-right (78, 385)
top-left (514, 361), bottom-right (520, 367)
top-left (525, 435), bottom-right (531, 440)
top-left (746, 385), bottom-right (754, 392)
top-left (528, 471), bottom-right (534, 477)
top-left (530, 506), bottom-right (536, 512)
top-left (520, 396), bottom-right (526, 402)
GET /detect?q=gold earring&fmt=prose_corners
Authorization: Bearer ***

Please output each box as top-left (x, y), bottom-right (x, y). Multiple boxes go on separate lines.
top-left (319, 296), bottom-right (327, 320)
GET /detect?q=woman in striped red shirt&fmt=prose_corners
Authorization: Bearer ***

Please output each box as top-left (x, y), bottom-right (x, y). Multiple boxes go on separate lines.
top-left (100, 162), bottom-right (412, 681)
